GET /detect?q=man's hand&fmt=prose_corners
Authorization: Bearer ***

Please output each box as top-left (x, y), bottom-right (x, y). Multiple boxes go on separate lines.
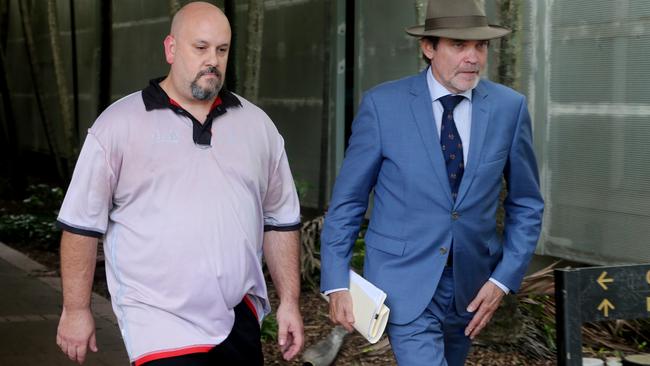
top-left (263, 229), bottom-right (303, 360)
top-left (56, 307), bottom-right (98, 364)
top-left (276, 301), bottom-right (304, 361)
top-left (58, 232), bottom-right (99, 364)
top-left (328, 290), bottom-right (354, 332)
top-left (464, 281), bottom-right (505, 339)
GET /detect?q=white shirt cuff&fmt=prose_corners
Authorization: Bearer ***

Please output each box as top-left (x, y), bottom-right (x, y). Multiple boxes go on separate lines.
top-left (489, 277), bottom-right (510, 294)
top-left (323, 288), bottom-right (348, 296)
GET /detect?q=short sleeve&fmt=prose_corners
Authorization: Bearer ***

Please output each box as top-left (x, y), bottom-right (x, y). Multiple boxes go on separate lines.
top-left (262, 138), bottom-right (300, 232)
top-left (56, 132), bottom-right (117, 237)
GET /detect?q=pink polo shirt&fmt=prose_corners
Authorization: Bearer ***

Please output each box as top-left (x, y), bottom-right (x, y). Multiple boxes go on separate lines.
top-left (57, 83), bottom-right (300, 362)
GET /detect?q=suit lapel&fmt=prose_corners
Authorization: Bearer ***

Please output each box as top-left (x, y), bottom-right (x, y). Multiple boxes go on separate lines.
top-left (409, 70), bottom-right (453, 205)
top-left (456, 82), bottom-right (490, 206)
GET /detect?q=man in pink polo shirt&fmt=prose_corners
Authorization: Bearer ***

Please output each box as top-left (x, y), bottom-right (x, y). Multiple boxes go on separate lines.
top-left (55, 2), bottom-right (303, 365)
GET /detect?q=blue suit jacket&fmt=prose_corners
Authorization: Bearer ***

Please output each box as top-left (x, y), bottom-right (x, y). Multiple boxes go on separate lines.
top-left (320, 70), bottom-right (544, 325)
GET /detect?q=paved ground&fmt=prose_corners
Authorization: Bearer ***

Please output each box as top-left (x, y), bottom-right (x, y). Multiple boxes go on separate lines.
top-left (0, 242), bottom-right (129, 365)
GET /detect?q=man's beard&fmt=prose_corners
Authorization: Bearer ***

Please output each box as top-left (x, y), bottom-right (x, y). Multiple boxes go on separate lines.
top-left (190, 67), bottom-right (223, 101)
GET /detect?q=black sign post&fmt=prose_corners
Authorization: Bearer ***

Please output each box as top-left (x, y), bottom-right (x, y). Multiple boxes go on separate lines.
top-left (555, 264), bottom-right (650, 366)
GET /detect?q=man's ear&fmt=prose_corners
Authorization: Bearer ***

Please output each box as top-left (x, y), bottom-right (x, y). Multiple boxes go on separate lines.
top-left (420, 38), bottom-right (435, 62)
top-left (163, 35), bottom-right (175, 64)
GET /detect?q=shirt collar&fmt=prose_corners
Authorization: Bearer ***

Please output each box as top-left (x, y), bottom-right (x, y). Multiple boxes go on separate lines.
top-left (425, 66), bottom-right (474, 102)
top-left (142, 77), bottom-right (242, 113)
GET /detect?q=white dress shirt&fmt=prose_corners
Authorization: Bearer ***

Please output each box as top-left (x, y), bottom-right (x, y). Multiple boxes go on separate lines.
top-left (426, 68), bottom-right (510, 295)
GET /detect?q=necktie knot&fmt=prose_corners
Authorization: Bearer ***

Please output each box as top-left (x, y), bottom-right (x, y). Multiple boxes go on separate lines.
top-left (438, 95), bottom-right (465, 112)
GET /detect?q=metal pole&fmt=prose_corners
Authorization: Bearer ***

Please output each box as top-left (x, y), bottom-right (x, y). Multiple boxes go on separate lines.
top-left (555, 268), bottom-right (584, 366)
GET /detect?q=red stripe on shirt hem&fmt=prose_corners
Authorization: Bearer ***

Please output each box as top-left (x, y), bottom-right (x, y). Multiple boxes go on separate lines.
top-left (134, 345), bottom-right (214, 366)
top-left (133, 296), bottom-right (256, 365)
top-left (243, 295), bottom-right (259, 320)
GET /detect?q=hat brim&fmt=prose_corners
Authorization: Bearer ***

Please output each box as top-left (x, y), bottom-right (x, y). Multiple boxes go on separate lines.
top-left (405, 24), bottom-right (511, 40)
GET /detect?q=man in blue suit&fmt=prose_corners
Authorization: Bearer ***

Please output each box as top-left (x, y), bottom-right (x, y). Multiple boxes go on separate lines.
top-left (320, 0), bottom-right (544, 364)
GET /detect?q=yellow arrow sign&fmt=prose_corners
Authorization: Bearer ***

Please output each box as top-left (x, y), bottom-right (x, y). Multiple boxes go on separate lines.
top-left (597, 271), bottom-right (614, 290)
top-left (647, 297), bottom-right (650, 312)
top-left (598, 299), bottom-right (615, 317)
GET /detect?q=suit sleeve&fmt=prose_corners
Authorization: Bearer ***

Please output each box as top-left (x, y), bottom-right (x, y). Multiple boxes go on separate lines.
top-left (491, 96), bottom-right (544, 292)
top-left (320, 93), bottom-right (383, 292)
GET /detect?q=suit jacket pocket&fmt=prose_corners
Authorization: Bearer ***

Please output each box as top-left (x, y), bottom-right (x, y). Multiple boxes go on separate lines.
top-left (482, 149), bottom-right (508, 165)
top-left (365, 228), bottom-right (406, 256)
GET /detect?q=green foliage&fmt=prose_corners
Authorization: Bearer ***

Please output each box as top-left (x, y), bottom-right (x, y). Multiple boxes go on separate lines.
top-left (0, 184), bottom-right (63, 250)
top-left (0, 214), bottom-right (58, 249)
top-left (350, 224), bottom-right (368, 271)
top-left (542, 322), bottom-right (557, 351)
top-left (260, 313), bottom-right (278, 342)
top-left (22, 184), bottom-right (64, 212)
top-left (519, 295), bottom-right (557, 352)
top-left (629, 320), bottom-right (650, 351)
top-left (350, 237), bottom-right (366, 271)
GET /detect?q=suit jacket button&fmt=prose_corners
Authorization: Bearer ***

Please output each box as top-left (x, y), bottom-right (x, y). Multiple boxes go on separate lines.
top-left (451, 211), bottom-right (460, 220)
top-left (439, 247), bottom-right (447, 255)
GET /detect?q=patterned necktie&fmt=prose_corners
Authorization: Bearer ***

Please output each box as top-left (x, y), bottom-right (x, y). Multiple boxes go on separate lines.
top-left (438, 95), bottom-right (465, 201)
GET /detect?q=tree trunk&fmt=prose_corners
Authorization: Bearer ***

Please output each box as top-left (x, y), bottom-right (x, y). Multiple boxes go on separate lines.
top-left (224, 0), bottom-right (237, 92)
top-left (0, 41), bottom-right (24, 196)
top-left (0, 0), bottom-right (9, 49)
top-left (318, 0), bottom-right (332, 210)
top-left (414, 0), bottom-right (427, 70)
top-left (47, 0), bottom-right (75, 163)
top-left (242, 0), bottom-right (264, 103)
top-left (0, 0), bottom-right (22, 195)
top-left (19, 0), bottom-right (67, 184)
top-left (97, 0), bottom-right (112, 114)
top-left (68, 0), bottom-right (80, 155)
top-left (0, 0), bottom-right (12, 150)
top-left (496, 0), bottom-right (521, 90)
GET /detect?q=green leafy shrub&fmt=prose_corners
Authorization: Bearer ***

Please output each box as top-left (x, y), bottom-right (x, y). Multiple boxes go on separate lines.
top-left (22, 184), bottom-right (64, 213)
top-left (0, 184), bottom-right (63, 250)
top-left (260, 313), bottom-right (278, 342)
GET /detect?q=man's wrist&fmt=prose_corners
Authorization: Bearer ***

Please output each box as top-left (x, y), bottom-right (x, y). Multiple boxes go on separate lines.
top-left (323, 288), bottom-right (349, 296)
top-left (278, 297), bottom-right (300, 308)
top-left (488, 277), bottom-right (510, 294)
top-left (62, 302), bottom-right (92, 311)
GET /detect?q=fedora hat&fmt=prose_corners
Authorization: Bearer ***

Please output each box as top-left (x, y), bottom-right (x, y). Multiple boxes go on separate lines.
top-left (406, 0), bottom-right (510, 40)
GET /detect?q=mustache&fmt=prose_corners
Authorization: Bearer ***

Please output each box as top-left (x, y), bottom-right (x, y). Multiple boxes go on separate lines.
top-left (196, 67), bottom-right (222, 79)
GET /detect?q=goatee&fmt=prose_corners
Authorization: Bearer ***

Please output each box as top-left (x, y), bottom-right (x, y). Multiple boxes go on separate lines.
top-left (191, 67), bottom-right (223, 101)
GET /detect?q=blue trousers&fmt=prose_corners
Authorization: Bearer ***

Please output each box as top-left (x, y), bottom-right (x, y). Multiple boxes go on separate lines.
top-left (387, 267), bottom-right (473, 366)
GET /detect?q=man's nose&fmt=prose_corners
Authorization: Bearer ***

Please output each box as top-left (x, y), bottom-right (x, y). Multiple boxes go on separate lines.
top-left (206, 50), bottom-right (220, 67)
top-left (464, 49), bottom-right (479, 64)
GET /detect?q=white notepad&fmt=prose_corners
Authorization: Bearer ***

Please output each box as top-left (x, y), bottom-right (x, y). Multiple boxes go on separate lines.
top-left (324, 270), bottom-right (390, 344)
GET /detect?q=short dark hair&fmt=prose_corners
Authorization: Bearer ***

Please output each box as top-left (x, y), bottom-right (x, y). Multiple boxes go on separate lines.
top-left (420, 36), bottom-right (439, 64)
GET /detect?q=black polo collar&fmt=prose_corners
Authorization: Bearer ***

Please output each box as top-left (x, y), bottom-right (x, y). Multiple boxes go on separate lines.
top-left (142, 77), bottom-right (242, 146)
